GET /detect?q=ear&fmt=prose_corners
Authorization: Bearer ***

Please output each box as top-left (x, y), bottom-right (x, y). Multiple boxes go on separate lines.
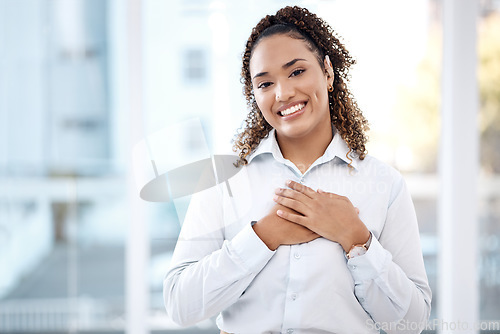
top-left (324, 55), bottom-right (335, 86)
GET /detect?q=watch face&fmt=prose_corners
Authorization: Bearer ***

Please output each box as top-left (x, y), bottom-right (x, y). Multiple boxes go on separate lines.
top-left (348, 246), bottom-right (367, 259)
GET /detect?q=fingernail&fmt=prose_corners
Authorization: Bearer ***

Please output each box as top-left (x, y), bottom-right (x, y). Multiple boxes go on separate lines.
top-left (275, 188), bottom-right (281, 194)
top-left (286, 180), bottom-right (292, 186)
top-left (273, 195), bottom-right (279, 201)
top-left (277, 210), bottom-right (283, 216)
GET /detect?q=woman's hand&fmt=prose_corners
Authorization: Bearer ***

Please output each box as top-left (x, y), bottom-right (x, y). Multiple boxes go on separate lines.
top-left (253, 203), bottom-right (320, 251)
top-left (273, 180), bottom-right (370, 252)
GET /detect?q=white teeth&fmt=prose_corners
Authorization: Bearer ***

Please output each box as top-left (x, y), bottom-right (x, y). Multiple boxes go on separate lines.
top-left (280, 103), bottom-right (305, 116)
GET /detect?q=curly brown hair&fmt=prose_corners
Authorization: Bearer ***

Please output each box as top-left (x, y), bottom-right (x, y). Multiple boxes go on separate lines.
top-left (233, 6), bottom-right (369, 166)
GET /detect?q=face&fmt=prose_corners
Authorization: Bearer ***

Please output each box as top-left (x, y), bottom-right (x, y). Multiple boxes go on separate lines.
top-left (249, 33), bottom-right (334, 142)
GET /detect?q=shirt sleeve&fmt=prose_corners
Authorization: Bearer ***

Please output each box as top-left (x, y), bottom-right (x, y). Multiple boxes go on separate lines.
top-left (163, 185), bottom-right (275, 327)
top-left (347, 176), bottom-right (432, 333)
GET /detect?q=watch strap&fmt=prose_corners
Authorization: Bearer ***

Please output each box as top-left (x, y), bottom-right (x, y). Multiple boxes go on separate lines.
top-left (346, 233), bottom-right (372, 259)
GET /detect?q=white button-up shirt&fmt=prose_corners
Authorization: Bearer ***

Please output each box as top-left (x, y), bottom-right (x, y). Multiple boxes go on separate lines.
top-left (163, 129), bottom-right (432, 334)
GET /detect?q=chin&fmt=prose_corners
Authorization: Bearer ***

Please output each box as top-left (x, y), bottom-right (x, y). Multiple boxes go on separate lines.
top-left (276, 125), bottom-right (313, 139)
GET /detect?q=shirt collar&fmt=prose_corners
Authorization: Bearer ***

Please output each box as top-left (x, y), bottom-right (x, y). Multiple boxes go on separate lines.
top-left (247, 127), bottom-right (359, 169)
top-left (247, 129), bottom-right (284, 163)
top-left (321, 126), bottom-right (359, 169)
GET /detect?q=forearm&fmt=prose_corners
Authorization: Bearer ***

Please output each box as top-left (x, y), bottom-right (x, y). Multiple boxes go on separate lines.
top-left (252, 219), bottom-right (280, 251)
top-left (163, 224), bottom-right (274, 326)
top-left (349, 236), bottom-right (431, 332)
top-left (164, 247), bottom-right (256, 326)
top-left (358, 265), bottom-right (431, 333)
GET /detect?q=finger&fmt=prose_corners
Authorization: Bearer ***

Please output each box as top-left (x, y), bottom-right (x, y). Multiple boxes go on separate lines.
top-left (317, 188), bottom-right (344, 199)
top-left (286, 180), bottom-right (317, 198)
top-left (276, 188), bottom-right (312, 206)
top-left (276, 209), bottom-right (308, 226)
top-left (274, 195), bottom-right (310, 215)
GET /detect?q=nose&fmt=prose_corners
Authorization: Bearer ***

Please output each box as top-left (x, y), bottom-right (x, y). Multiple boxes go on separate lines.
top-left (275, 81), bottom-right (294, 102)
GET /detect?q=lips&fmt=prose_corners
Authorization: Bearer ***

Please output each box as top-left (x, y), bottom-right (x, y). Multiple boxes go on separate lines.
top-left (278, 102), bottom-right (306, 116)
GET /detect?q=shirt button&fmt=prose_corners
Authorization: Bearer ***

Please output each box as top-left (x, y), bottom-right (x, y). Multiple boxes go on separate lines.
top-left (291, 293), bottom-right (297, 300)
top-left (351, 265), bottom-right (357, 270)
top-left (294, 252), bottom-right (301, 259)
top-left (287, 329), bottom-right (294, 334)
top-left (359, 297), bottom-right (365, 303)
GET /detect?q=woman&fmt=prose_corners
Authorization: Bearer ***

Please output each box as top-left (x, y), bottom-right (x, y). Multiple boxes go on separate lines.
top-left (164, 6), bottom-right (431, 333)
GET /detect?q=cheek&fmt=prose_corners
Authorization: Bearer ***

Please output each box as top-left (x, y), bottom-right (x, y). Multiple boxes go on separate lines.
top-left (254, 95), bottom-right (278, 125)
top-left (254, 93), bottom-right (272, 114)
top-left (301, 75), bottom-right (328, 103)
top-left (318, 89), bottom-right (329, 103)
top-left (314, 81), bottom-right (329, 104)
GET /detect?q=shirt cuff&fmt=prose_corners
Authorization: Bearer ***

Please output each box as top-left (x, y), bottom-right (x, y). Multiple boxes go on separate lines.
top-left (347, 233), bottom-right (392, 283)
top-left (227, 222), bottom-right (275, 274)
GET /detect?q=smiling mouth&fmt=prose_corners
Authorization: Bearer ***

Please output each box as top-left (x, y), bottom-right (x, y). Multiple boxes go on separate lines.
top-left (278, 103), bottom-right (306, 116)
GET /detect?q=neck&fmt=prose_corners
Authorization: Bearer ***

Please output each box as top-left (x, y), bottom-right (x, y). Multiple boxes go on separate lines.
top-left (276, 123), bottom-right (333, 174)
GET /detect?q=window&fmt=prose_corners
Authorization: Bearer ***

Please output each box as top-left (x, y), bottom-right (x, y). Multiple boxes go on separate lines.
top-left (184, 49), bottom-right (207, 83)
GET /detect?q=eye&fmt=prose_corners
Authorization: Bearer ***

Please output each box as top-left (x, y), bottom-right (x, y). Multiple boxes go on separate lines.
top-left (257, 81), bottom-right (272, 89)
top-left (290, 69), bottom-right (305, 77)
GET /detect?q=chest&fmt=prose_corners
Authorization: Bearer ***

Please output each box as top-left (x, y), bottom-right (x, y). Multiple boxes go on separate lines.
top-left (222, 160), bottom-right (392, 241)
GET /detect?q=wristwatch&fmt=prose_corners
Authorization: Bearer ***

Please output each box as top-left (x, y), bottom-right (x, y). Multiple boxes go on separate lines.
top-left (346, 233), bottom-right (372, 259)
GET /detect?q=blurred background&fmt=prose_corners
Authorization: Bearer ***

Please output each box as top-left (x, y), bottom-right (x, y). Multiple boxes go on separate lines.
top-left (0, 0), bottom-right (499, 333)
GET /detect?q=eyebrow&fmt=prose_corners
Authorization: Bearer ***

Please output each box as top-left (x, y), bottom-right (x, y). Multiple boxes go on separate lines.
top-left (252, 58), bottom-right (307, 80)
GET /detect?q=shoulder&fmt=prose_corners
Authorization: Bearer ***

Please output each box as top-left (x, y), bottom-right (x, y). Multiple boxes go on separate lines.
top-left (356, 154), bottom-right (406, 199)
top-left (358, 155), bottom-right (402, 178)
